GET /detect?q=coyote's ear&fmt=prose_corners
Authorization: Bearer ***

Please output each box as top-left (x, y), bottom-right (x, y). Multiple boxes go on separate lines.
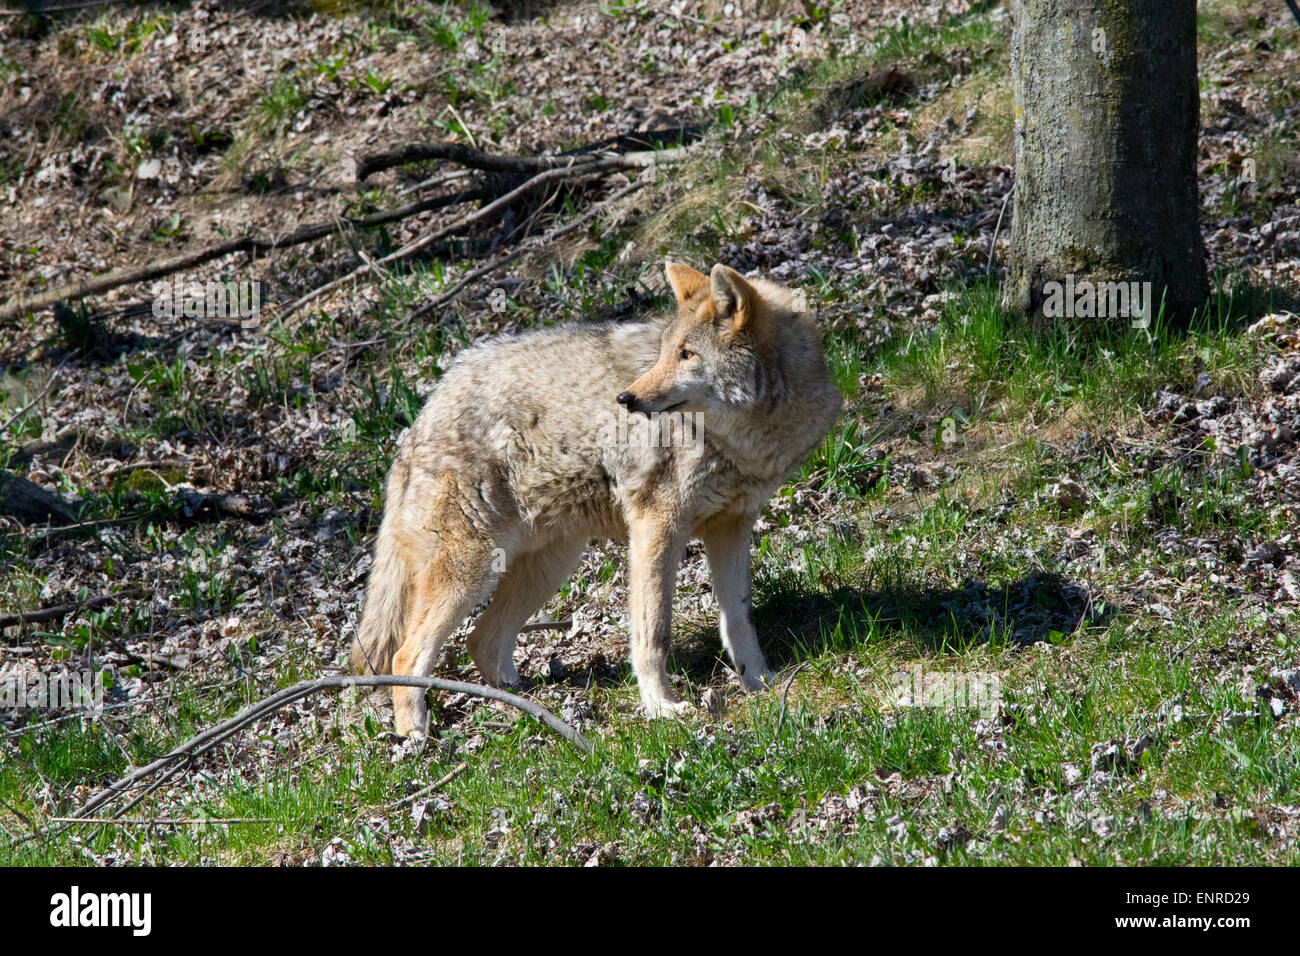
top-left (709, 264), bottom-right (758, 333)
top-left (665, 262), bottom-right (707, 303)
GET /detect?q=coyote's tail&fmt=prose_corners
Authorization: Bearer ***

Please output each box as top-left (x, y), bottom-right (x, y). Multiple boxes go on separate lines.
top-left (351, 528), bottom-right (408, 676)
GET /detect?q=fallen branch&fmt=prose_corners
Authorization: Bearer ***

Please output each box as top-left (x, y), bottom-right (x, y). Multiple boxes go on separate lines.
top-left (7, 515), bottom-right (136, 545)
top-left (278, 154), bottom-right (655, 323)
top-left (0, 187), bottom-right (489, 325)
top-left (0, 796), bottom-right (34, 830)
top-left (406, 177), bottom-right (648, 323)
top-left (0, 0), bottom-right (119, 13)
top-left (389, 760), bottom-right (470, 810)
top-left (358, 142), bottom-right (609, 180)
top-left (50, 816), bottom-right (272, 826)
top-left (355, 129), bottom-right (699, 181)
top-left (74, 674), bottom-right (592, 820)
top-left (119, 648), bottom-right (185, 671)
top-left (0, 359), bottom-right (67, 435)
top-left (0, 588), bottom-right (141, 631)
top-left (3, 491), bottom-right (268, 548)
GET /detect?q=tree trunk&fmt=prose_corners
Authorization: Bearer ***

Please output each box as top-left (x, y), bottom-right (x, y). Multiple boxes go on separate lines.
top-left (1005, 0), bottom-right (1208, 328)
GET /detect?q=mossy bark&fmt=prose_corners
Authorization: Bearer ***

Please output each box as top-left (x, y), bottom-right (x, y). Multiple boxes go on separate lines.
top-left (1004, 0), bottom-right (1207, 327)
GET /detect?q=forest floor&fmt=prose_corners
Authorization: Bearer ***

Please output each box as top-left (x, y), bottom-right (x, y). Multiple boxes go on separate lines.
top-left (2, 0), bottom-right (1300, 865)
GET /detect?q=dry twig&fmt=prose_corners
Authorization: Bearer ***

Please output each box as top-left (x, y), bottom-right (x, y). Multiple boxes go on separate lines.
top-left (75, 674), bottom-right (592, 819)
top-left (389, 761), bottom-right (470, 810)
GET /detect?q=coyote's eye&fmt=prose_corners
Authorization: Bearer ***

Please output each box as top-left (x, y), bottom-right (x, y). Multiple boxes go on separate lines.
top-left (679, 348), bottom-right (695, 361)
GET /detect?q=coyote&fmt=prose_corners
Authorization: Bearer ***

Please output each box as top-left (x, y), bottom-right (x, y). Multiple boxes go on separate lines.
top-left (352, 262), bottom-right (842, 736)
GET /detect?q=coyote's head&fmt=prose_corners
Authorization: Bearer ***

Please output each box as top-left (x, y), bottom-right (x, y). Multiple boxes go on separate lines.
top-left (616, 262), bottom-right (798, 417)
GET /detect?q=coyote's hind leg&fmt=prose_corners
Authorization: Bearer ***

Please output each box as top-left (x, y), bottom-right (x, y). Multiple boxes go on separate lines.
top-left (466, 537), bottom-right (586, 686)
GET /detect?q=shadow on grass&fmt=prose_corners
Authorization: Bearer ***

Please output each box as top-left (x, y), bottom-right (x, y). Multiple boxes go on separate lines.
top-left (410, 569), bottom-right (1109, 729)
top-left (1204, 270), bottom-right (1300, 331)
top-left (671, 570), bottom-right (1109, 687)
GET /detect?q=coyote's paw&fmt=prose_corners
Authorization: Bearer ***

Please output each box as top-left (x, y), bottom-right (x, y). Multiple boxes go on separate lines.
top-left (391, 730), bottom-right (431, 757)
top-left (478, 662), bottom-right (521, 688)
top-left (394, 722), bottom-right (428, 740)
top-left (393, 690), bottom-right (430, 739)
top-left (739, 667), bottom-right (776, 692)
top-left (641, 696), bottom-right (695, 719)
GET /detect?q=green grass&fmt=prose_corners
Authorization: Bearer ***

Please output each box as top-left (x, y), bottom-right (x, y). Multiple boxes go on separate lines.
top-left (83, 11), bottom-right (173, 60)
top-left (3, 0), bottom-right (1299, 867)
top-left (871, 276), bottom-right (1268, 429)
top-left (5, 595), bottom-right (1295, 865)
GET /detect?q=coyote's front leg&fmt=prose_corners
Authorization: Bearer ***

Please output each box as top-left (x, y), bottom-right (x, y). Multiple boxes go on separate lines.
top-left (627, 516), bottom-right (692, 716)
top-left (699, 512), bottom-right (774, 691)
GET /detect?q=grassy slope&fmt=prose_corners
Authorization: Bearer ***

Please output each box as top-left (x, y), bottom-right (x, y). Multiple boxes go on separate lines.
top-left (2, 0), bottom-right (1299, 865)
